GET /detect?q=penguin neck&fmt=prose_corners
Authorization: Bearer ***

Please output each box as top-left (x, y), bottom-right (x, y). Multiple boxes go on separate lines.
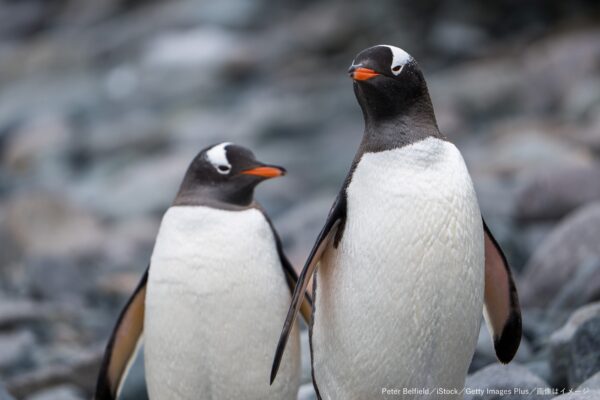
top-left (173, 184), bottom-right (256, 210)
top-left (359, 88), bottom-right (443, 152)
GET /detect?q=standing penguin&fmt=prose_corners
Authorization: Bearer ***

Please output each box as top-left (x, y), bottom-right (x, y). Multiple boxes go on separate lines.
top-left (271, 45), bottom-right (521, 399)
top-left (96, 143), bottom-right (311, 400)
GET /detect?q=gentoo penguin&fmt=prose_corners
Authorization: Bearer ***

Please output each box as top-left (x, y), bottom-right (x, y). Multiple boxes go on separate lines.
top-left (95, 143), bottom-right (311, 400)
top-left (271, 45), bottom-right (521, 399)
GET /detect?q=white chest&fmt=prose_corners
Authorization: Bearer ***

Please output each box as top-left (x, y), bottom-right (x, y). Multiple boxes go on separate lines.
top-left (313, 138), bottom-right (485, 399)
top-left (144, 206), bottom-right (300, 400)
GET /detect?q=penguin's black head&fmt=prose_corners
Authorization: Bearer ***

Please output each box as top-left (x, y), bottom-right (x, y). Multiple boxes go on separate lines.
top-left (174, 142), bottom-right (286, 207)
top-left (348, 45), bottom-right (433, 125)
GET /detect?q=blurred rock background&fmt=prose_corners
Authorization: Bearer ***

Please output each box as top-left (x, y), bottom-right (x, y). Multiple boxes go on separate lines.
top-left (0, 0), bottom-right (599, 399)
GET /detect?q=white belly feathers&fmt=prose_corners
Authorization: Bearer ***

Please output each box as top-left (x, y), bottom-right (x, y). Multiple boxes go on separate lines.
top-left (313, 137), bottom-right (485, 399)
top-left (144, 206), bottom-right (300, 400)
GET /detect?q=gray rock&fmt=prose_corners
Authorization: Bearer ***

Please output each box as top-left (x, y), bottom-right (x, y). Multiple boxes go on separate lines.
top-left (297, 383), bottom-right (317, 400)
top-left (3, 192), bottom-right (105, 259)
top-left (552, 390), bottom-right (600, 399)
top-left (6, 349), bottom-right (101, 399)
top-left (459, 127), bottom-right (592, 177)
top-left (572, 113), bottom-right (600, 153)
top-left (579, 372), bottom-right (600, 390)
top-left (521, 203), bottom-right (600, 308)
top-left (515, 164), bottom-right (600, 221)
top-left (526, 359), bottom-right (553, 388)
top-left (0, 330), bottom-right (35, 374)
top-left (549, 303), bottom-right (600, 388)
top-left (71, 149), bottom-right (192, 218)
top-left (142, 27), bottom-right (243, 71)
top-left (548, 259), bottom-right (600, 312)
top-left (465, 363), bottom-right (551, 400)
top-left (300, 329), bottom-right (312, 385)
top-left (275, 192), bottom-right (337, 267)
top-left (24, 257), bottom-right (91, 302)
top-left (0, 300), bottom-right (46, 329)
top-left (569, 318), bottom-right (600, 387)
top-left (26, 385), bottom-right (84, 400)
top-left (0, 381), bottom-right (15, 400)
top-left (522, 308), bottom-right (566, 348)
top-left (3, 113), bottom-right (71, 181)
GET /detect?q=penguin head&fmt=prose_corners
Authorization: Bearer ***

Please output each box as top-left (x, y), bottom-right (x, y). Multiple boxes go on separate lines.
top-left (348, 45), bottom-right (431, 123)
top-left (174, 142), bottom-right (286, 207)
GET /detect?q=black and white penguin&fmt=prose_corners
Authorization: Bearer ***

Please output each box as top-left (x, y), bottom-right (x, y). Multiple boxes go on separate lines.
top-left (271, 45), bottom-right (521, 399)
top-left (95, 142), bottom-right (311, 400)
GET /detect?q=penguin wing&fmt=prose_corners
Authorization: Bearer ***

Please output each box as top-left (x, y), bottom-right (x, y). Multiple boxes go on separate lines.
top-left (279, 249), bottom-right (314, 325)
top-left (482, 220), bottom-right (522, 363)
top-left (271, 194), bottom-right (346, 384)
top-left (259, 209), bottom-right (313, 324)
top-left (96, 267), bottom-right (148, 400)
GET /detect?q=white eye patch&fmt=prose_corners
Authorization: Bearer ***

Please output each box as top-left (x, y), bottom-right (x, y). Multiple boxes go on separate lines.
top-left (206, 142), bottom-right (232, 174)
top-left (378, 45), bottom-right (411, 76)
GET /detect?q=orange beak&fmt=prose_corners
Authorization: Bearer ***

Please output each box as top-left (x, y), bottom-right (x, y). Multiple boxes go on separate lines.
top-left (241, 165), bottom-right (286, 179)
top-left (350, 67), bottom-right (379, 81)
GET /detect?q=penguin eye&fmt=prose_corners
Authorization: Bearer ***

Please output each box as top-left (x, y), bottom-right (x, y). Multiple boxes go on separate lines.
top-left (392, 65), bottom-right (402, 74)
top-left (217, 165), bottom-right (231, 174)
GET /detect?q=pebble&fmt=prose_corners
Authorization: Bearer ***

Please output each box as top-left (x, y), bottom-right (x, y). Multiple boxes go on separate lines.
top-left (0, 299), bottom-right (45, 329)
top-left (297, 383), bottom-right (317, 400)
top-left (465, 363), bottom-right (552, 400)
top-left (569, 317), bottom-right (600, 388)
top-left (3, 192), bottom-right (105, 260)
top-left (552, 390), bottom-right (600, 399)
top-left (0, 330), bottom-right (35, 375)
top-left (579, 371), bottom-right (600, 391)
top-left (549, 302), bottom-right (600, 388)
top-left (515, 164), bottom-right (600, 221)
top-left (520, 203), bottom-right (600, 308)
top-left (0, 382), bottom-right (15, 400)
top-left (26, 385), bottom-right (84, 400)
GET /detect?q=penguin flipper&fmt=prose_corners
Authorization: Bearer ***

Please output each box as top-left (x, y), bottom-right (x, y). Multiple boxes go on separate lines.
top-left (96, 267), bottom-right (148, 400)
top-left (281, 257), bottom-right (314, 325)
top-left (271, 195), bottom-right (346, 384)
top-left (482, 220), bottom-right (522, 364)
top-left (260, 209), bottom-right (314, 325)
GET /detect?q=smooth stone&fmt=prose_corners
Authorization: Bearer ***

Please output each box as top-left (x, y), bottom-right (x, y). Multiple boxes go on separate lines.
top-left (569, 318), bottom-right (600, 387)
top-left (6, 349), bottom-right (101, 399)
top-left (0, 300), bottom-right (45, 329)
top-left (71, 149), bottom-right (192, 218)
top-left (526, 359), bottom-right (553, 388)
top-left (142, 27), bottom-right (242, 70)
top-left (3, 192), bottom-right (105, 259)
top-left (549, 303), bottom-right (600, 388)
top-left (26, 385), bottom-right (84, 400)
top-left (297, 383), bottom-right (317, 400)
top-left (0, 381), bottom-right (15, 400)
top-left (548, 259), bottom-right (600, 312)
top-left (465, 363), bottom-right (551, 400)
top-left (2, 113), bottom-right (70, 178)
top-left (0, 330), bottom-right (35, 374)
top-left (300, 329), bottom-right (312, 385)
top-left (515, 164), bottom-right (600, 221)
top-left (552, 390), bottom-right (600, 399)
top-left (520, 203), bottom-right (600, 308)
top-left (579, 372), bottom-right (600, 390)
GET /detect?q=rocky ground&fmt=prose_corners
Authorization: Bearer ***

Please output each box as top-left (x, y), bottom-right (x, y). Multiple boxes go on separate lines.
top-left (0, 0), bottom-right (599, 399)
